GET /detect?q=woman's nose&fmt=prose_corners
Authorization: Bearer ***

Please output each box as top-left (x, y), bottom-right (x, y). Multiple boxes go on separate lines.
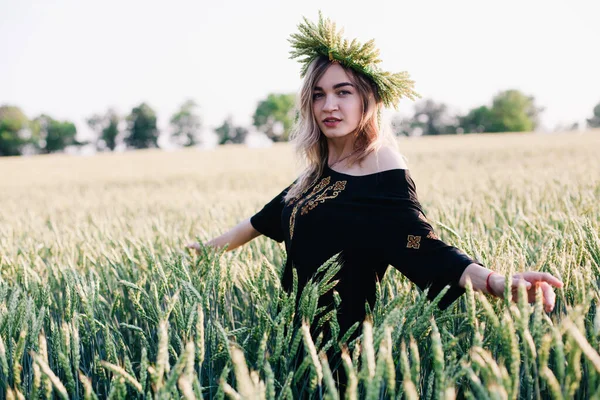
top-left (322, 95), bottom-right (338, 111)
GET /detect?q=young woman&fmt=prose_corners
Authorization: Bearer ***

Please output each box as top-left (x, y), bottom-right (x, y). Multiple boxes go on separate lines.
top-left (187, 12), bottom-right (563, 355)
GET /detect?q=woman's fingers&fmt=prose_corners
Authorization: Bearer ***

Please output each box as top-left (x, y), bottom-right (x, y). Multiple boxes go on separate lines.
top-left (510, 278), bottom-right (558, 312)
top-left (518, 271), bottom-right (564, 288)
top-left (540, 282), bottom-right (556, 312)
top-left (511, 277), bottom-right (531, 290)
top-left (186, 242), bottom-right (202, 253)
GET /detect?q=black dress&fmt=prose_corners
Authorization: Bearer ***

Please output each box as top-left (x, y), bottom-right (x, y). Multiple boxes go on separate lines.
top-left (250, 164), bottom-right (483, 334)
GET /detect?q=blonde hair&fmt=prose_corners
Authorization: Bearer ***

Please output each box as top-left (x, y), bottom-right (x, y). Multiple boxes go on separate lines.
top-left (284, 56), bottom-right (399, 202)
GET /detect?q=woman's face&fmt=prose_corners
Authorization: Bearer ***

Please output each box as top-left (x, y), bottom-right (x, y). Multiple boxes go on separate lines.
top-left (312, 63), bottom-right (363, 140)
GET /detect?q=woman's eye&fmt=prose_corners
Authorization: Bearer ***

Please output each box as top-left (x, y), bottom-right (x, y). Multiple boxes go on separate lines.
top-left (313, 93), bottom-right (324, 100)
top-left (338, 90), bottom-right (351, 96)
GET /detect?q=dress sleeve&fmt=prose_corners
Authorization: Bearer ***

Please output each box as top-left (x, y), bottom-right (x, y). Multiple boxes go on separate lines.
top-left (249, 183), bottom-right (293, 243)
top-left (382, 215), bottom-right (484, 309)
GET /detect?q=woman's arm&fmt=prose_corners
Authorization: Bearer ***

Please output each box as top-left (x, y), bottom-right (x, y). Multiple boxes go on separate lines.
top-left (459, 263), bottom-right (563, 312)
top-left (458, 263), bottom-right (499, 295)
top-left (188, 182), bottom-right (292, 253)
top-left (187, 218), bottom-right (262, 253)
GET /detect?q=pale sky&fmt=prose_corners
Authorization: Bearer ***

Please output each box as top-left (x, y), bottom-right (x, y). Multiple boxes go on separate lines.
top-left (1, 0), bottom-right (599, 140)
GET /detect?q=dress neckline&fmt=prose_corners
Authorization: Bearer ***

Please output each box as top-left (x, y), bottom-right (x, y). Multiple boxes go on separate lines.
top-left (325, 163), bottom-right (407, 178)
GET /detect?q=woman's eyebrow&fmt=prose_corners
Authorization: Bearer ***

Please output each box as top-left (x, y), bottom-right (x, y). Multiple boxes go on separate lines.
top-left (313, 82), bottom-right (355, 91)
top-left (333, 82), bottom-right (355, 89)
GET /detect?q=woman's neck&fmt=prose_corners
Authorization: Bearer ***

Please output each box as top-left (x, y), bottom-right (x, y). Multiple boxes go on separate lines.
top-left (326, 136), bottom-right (357, 164)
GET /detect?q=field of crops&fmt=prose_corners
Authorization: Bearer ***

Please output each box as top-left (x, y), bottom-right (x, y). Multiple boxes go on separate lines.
top-left (1, 131), bottom-right (600, 399)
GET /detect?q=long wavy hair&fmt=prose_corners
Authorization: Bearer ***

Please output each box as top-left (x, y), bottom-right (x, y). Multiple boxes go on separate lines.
top-left (284, 56), bottom-right (399, 202)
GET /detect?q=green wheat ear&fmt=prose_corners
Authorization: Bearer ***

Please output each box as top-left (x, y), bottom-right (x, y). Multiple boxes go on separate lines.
top-left (288, 11), bottom-right (420, 108)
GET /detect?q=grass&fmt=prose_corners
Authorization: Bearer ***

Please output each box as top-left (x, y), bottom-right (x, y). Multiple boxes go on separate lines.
top-left (0, 130), bottom-right (599, 399)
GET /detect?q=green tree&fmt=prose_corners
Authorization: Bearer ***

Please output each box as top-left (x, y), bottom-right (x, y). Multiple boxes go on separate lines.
top-left (33, 114), bottom-right (79, 154)
top-left (87, 109), bottom-right (120, 151)
top-left (252, 93), bottom-right (296, 142)
top-left (489, 90), bottom-right (542, 132)
top-left (170, 100), bottom-right (202, 147)
top-left (587, 102), bottom-right (600, 128)
top-left (124, 103), bottom-right (159, 149)
top-left (0, 105), bottom-right (31, 156)
top-left (488, 90), bottom-right (542, 132)
top-left (215, 116), bottom-right (248, 145)
top-left (459, 90), bottom-right (542, 133)
top-left (458, 106), bottom-right (495, 133)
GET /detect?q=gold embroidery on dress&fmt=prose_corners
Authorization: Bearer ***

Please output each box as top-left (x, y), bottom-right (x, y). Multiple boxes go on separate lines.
top-left (289, 176), bottom-right (347, 239)
top-left (418, 212), bottom-right (428, 222)
top-left (407, 235), bottom-right (421, 249)
top-left (300, 180), bottom-right (347, 215)
top-left (289, 175), bottom-right (329, 205)
top-left (426, 231), bottom-right (439, 240)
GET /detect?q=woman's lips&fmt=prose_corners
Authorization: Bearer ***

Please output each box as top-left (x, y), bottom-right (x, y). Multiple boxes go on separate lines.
top-left (323, 119), bottom-right (341, 128)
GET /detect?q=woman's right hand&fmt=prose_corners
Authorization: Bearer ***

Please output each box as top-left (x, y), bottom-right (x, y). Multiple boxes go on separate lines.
top-left (185, 218), bottom-right (261, 255)
top-left (186, 241), bottom-right (203, 254)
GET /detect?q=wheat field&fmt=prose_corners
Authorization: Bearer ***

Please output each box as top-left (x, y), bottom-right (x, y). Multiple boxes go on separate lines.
top-left (1, 131), bottom-right (599, 399)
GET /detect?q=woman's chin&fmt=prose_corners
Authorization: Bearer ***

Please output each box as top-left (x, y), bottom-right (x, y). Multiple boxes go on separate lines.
top-left (321, 130), bottom-right (353, 139)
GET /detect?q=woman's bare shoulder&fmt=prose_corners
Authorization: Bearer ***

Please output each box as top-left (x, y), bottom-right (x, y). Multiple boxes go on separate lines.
top-left (371, 145), bottom-right (408, 171)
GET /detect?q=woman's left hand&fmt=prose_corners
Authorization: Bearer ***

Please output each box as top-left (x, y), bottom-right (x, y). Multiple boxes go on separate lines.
top-left (489, 271), bottom-right (564, 312)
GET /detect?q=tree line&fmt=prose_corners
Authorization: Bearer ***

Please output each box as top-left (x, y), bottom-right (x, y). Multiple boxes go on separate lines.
top-left (1, 90), bottom-right (599, 157)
